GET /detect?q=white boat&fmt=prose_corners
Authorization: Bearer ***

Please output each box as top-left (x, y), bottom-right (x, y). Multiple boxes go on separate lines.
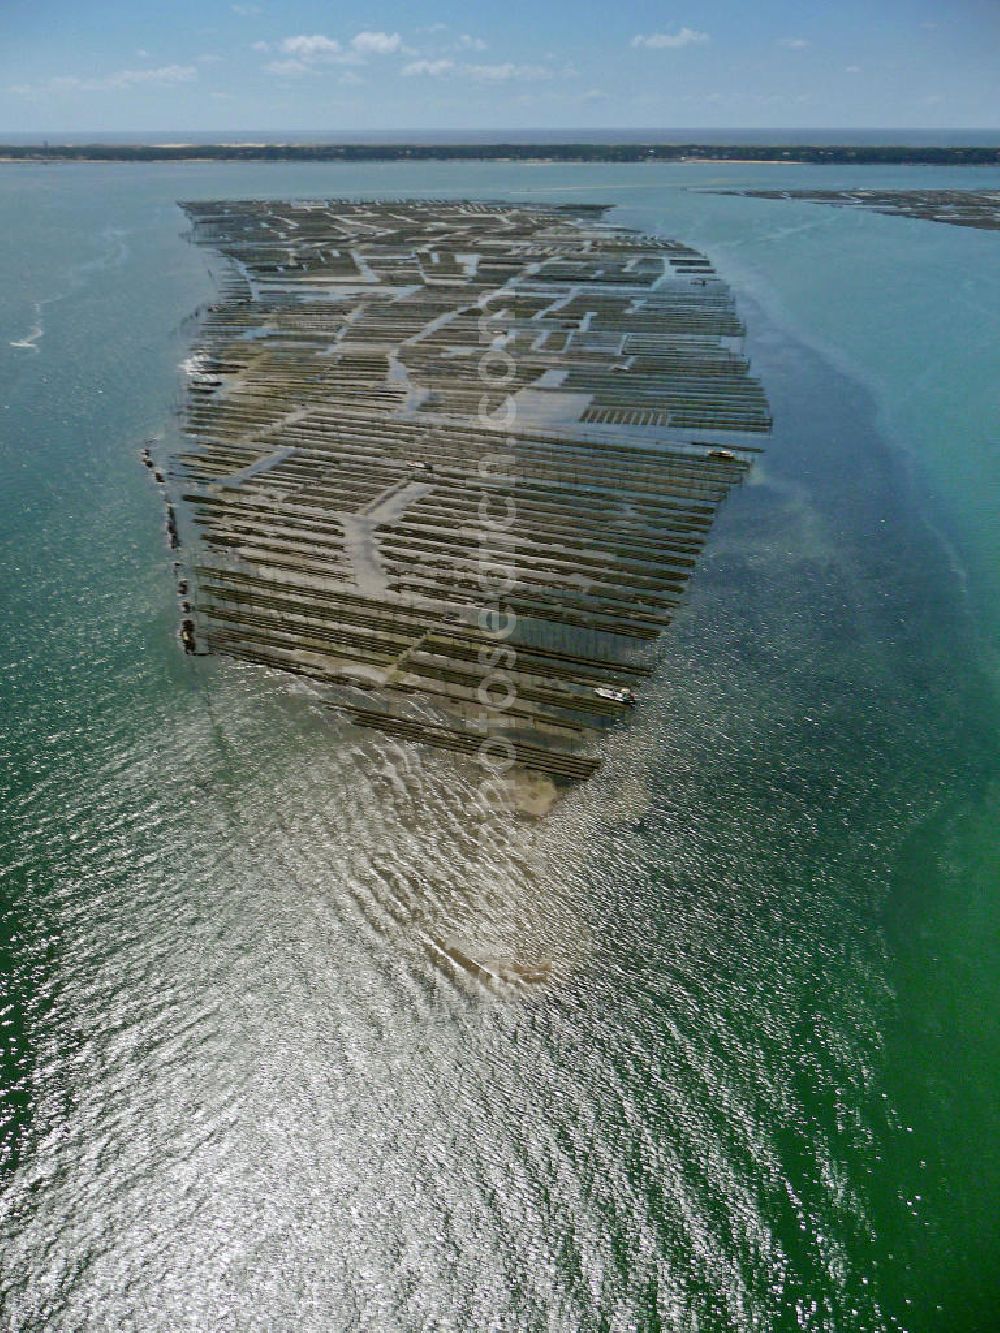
top-left (594, 685), bottom-right (637, 706)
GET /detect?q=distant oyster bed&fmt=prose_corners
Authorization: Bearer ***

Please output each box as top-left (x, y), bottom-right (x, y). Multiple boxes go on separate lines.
top-left (703, 187), bottom-right (1000, 231)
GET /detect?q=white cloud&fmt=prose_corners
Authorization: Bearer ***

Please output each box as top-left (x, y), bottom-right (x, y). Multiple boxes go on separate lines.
top-left (401, 59), bottom-right (571, 83)
top-left (457, 34), bottom-right (487, 51)
top-left (845, 64), bottom-right (862, 74)
top-left (118, 65), bottom-right (197, 87)
top-left (281, 34), bottom-right (343, 60)
top-left (631, 28), bottom-right (710, 50)
top-left (231, 4), bottom-right (261, 14)
top-left (9, 64), bottom-right (197, 95)
top-left (136, 48), bottom-right (150, 59)
top-left (85, 64), bottom-right (197, 89)
top-left (264, 34), bottom-right (366, 72)
top-left (402, 58), bottom-right (455, 77)
top-left (264, 33), bottom-right (386, 72)
top-left (339, 70), bottom-right (365, 86)
top-left (265, 59), bottom-right (310, 77)
top-left (196, 54), bottom-right (223, 64)
top-left (464, 62), bottom-right (554, 82)
top-left (350, 30), bottom-right (402, 55)
top-left (778, 38), bottom-right (811, 49)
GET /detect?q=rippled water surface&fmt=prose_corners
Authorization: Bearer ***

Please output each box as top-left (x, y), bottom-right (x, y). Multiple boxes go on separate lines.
top-left (1, 162), bottom-right (998, 1331)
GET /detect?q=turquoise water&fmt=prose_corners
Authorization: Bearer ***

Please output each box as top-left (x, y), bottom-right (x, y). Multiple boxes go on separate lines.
top-left (1, 162), bottom-right (997, 1330)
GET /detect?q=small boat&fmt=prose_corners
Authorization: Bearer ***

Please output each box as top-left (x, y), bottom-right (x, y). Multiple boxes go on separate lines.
top-left (708, 448), bottom-right (737, 462)
top-left (594, 685), bottom-right (637, 706)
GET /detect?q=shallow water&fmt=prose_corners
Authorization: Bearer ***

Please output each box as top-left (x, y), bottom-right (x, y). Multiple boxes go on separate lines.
top-left (1, 162), bottom-right (997, 1330)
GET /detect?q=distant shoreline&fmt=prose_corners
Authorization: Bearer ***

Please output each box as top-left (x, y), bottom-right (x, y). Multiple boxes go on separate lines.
top-left (1, 142), bottom-right (997, 166)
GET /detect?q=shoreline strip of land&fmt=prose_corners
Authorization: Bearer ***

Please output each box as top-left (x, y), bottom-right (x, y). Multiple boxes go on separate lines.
top-left (1, 142), bottom-right (997, 166)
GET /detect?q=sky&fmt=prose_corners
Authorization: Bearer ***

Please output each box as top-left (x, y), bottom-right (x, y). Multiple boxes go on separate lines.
top-left (1, 0), bottom-right (998, 135)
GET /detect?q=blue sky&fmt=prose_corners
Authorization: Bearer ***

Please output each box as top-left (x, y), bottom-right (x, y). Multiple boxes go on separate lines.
top-left (1, 0), bottom-right (997, 133)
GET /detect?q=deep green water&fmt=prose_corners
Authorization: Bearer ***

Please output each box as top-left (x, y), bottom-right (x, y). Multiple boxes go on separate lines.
top-left (1, 162), bottom-right (997, 1331)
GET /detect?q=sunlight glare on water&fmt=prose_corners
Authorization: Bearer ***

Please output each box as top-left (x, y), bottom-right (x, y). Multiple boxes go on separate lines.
top-left (1, 161), bottom-right (998, 1331)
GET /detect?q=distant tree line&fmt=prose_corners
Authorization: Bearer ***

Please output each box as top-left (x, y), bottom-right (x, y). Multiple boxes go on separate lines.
top-left (2, 142), bottom-right (998, 166)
